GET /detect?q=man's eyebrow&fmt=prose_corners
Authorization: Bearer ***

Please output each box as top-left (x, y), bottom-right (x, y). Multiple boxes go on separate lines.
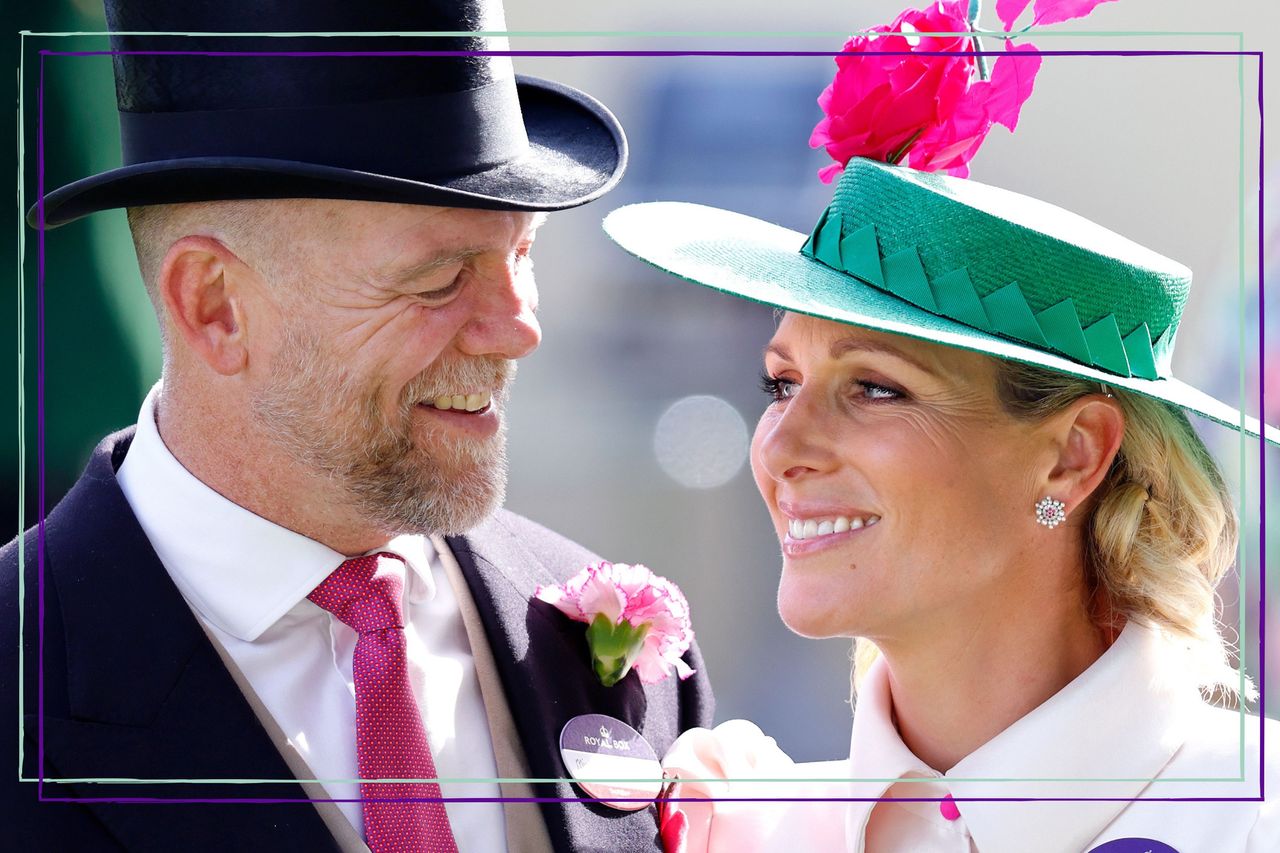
top-left (378, 217), bottom-right (547, 287)
top-left (378, 248), bottom-right (483, 286)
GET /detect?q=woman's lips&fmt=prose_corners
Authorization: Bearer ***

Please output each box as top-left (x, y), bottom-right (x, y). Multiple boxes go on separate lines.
top-left (781, 513), bottom-right (880, 557)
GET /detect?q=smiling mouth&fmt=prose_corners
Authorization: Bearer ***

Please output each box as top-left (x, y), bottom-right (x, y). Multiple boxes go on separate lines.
top-left (786, 514), bottom-right (880, 541)
top-left (423, 391), bottom-right (493, 414)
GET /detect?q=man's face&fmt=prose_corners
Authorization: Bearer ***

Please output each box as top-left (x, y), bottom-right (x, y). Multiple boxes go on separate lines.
top-left (244, 200), bottom-right (544, 536)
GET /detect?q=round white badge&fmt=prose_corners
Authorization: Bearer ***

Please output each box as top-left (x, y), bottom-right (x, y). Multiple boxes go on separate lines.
top-left (558, 714), bottom-right (664, 811)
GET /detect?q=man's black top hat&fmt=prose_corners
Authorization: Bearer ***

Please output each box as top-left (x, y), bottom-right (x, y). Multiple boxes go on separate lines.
top-left (33, 0), bottom-right (627, 228)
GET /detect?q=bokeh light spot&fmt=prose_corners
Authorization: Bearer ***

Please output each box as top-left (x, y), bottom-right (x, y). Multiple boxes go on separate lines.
top-left (653, 395), bottom-right (749, 489)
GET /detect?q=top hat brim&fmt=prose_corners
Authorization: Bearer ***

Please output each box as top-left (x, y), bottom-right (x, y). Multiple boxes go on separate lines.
top-left (604, 201), bottom-right (1280, 448)
top-left (31, 76), bottom-right (626, 229)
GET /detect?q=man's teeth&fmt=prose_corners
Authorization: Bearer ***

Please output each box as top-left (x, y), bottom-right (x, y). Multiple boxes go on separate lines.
top-left (430, 391), bottom-right (492, 413)
top-left (787, 515), bottom-right (880, 540)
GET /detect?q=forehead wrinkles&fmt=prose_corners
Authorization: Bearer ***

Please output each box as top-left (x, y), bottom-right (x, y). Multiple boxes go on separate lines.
top-left (770, 316), bottom-right (993, 389)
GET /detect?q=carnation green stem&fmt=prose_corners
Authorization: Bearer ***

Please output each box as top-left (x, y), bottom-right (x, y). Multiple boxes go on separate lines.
top-left (887, 128), bottom-right (924, 166)
top-left (968, 0), bottom-right (990, 81)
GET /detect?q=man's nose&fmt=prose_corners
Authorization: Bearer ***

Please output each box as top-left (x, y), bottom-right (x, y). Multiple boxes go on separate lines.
top-left (455, 261), bottom-right (542, 360)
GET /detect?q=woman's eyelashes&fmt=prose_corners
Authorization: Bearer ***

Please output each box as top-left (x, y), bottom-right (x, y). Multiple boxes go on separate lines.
top-left (860, 381), bottom-right (904, 401)
top-left (759, 372), bottom-right (905, 404)
top-left (759, 373), bottom-right (799, 402)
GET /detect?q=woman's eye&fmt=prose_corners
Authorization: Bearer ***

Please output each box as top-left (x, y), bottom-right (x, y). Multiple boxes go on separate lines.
top-left (858, 381), bottom-right (902, 401)
top-left (759, 373), bottom-right (799, 402)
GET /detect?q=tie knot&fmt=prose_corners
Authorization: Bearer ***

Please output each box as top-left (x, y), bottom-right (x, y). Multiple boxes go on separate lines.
top-left (307, 552), bottom-right (407, 633)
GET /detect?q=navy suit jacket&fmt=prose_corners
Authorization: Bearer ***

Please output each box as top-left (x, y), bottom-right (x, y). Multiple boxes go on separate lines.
top-left (2, 429), bottom-right (713, 852)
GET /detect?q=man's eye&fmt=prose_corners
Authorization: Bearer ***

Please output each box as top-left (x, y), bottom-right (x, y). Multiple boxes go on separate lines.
top-left (416, 276), bottom-right (464, 301)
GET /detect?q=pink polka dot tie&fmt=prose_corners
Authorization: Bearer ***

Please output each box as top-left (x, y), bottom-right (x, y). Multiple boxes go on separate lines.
top-left (308, 553), bottom-right (459, 853)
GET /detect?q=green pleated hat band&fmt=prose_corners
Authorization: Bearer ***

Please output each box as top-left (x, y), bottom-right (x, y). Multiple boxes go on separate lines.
top-left (800, 159), bottom-right (1190, 381)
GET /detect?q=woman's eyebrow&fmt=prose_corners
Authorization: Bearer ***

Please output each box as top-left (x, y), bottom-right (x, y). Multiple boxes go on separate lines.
top-left (764, 342), bottom-right (791, 362)
top-left (764, 337), bottom-right (937, 376)
top-left (828, 336), bottom-right (937, 376)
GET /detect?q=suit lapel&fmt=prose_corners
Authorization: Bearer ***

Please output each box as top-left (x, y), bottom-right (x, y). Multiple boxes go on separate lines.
top-left (33, 429), bottom-right (341, 852)
top-left (447, 514), bottom-right (664, 853)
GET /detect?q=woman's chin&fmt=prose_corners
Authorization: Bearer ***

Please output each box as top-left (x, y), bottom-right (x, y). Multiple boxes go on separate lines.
top-left (776, 578), bottom-right (856, 639)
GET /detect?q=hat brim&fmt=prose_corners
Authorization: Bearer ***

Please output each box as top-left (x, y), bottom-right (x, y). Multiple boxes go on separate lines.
top-left (604, 201), bottom-right (1280, 448)
top-left (32, 76), bottom-right (626, 229)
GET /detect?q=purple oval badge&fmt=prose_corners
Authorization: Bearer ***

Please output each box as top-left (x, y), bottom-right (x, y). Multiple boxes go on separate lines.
top-left (559, 714), bottom-right (663, 811)
top-left (1088, 839), bottom-right (1179, 853)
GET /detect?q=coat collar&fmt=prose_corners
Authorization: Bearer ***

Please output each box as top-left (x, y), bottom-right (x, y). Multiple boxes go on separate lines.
top-left (845, 621), bottom-right (1205, 853)
top-left (36, 428), bottom-right (341, 852)
top-left (48, 427), bottom-right (207, 726)
top-left (446, 515), bottom-right (669, 853)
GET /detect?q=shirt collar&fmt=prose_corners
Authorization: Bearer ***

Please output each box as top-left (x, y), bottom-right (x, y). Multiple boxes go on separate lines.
top-left (116, 382), bottom-right (437, 641)
top-left (845, 620), bottom-right (1204, 853)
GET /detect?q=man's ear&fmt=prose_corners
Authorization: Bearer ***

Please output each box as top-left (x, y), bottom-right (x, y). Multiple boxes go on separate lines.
top-left (157, 235), bottom-right (253, 376)
top-left (1041, 394), bottom-right (1126, 518)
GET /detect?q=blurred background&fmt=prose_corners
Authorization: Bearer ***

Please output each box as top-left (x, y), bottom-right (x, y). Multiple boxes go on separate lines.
top-left (7, 0), bottom-right (1278, 761)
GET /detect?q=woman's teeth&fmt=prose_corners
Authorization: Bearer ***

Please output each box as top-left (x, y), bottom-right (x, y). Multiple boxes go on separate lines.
top-left (431, 391), bottom-right (492, 413)
top-left (787, 515), bottom-right (879, 540)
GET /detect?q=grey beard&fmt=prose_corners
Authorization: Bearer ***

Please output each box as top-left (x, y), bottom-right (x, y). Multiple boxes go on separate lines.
top-left (250, 325), bottom-right (514, 536)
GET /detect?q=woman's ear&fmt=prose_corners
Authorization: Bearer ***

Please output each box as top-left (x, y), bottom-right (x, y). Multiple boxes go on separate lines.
top-left (157, 235), bottom-right (253, 376)
top-left (1042, 394), bottom-right (1126, 516)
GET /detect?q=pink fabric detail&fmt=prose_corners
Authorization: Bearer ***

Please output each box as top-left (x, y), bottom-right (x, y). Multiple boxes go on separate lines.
top-left (981, 42), bottom-right (1043, 133)
top-left (995, 0), bottom-right (1035, 30)
top-left (939, 793), bottom-right (961, 821)
top-left (309, 553), bottom-right (459, 853)
top-left (659, 791), bottom-right (690, 853)
top-left (996, 0), bottom-right (1119, 31)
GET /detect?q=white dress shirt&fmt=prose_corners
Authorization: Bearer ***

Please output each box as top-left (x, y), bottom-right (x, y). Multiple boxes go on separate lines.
top-left (116, 383), bottom-right (509, 852)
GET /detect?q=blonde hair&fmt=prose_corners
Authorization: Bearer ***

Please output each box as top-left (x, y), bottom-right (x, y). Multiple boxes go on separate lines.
top-left (853, 358), bottom-right (1251, 704)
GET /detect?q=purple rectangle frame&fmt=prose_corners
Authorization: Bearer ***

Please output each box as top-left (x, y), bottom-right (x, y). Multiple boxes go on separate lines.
top-left (29, 44), bottom-right (1268, 808)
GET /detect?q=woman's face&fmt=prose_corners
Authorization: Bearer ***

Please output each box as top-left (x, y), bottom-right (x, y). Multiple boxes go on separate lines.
top-left (750, 313), bottom-right (1055, 642)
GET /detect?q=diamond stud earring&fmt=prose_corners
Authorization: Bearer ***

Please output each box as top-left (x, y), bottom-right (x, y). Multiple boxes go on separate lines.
top-left (1035, 496), bottom-right (1066, 528)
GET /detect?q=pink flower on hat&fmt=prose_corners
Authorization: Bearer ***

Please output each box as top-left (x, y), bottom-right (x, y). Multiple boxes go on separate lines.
top-left (995, 0), bottom-right (1118, 31)
top-left (536, 562), bottom-right (695, 687)
top-left (809, 0), bottom-right (1043, 181)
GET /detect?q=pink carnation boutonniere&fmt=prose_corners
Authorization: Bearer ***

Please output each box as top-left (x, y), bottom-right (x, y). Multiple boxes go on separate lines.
top-left (535, 562), bottom-right (695, 688)
top-left (810, 0), bottom-right (1117, 182)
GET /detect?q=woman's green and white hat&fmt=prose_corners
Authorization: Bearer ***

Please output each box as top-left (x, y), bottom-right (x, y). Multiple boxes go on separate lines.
top-left (604, 157), bottom-right (1279, 446)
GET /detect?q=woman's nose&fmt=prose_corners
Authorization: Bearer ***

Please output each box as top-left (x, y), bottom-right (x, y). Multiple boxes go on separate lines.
top-left (753, 395), bottom-right (835, 483)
